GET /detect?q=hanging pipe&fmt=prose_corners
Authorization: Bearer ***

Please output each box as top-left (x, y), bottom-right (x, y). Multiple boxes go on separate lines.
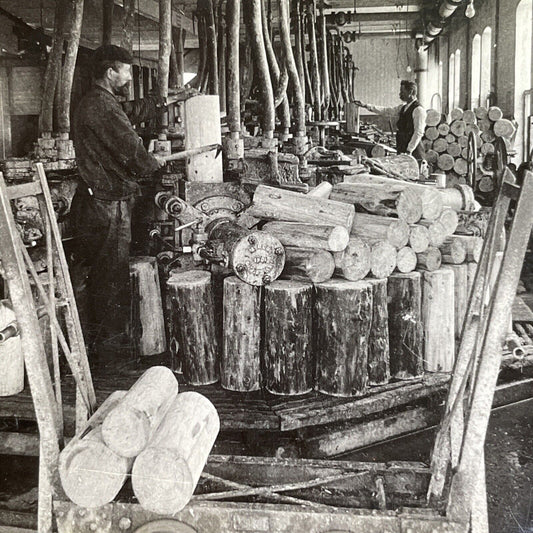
top-left (244, 0), bottom-right (275, 140)
top-left (158, 0), bottom-right (172, 135)
top-left (293, 0), bottom-right (306, 107)
top-left (423, 0), bottom-right (462, 44)
top-left (306, 1), bottom-right (322, 120)
top-left (226, 0), bottom-right (240, 136)
top-left (318, 2), bottom-right (330, 119)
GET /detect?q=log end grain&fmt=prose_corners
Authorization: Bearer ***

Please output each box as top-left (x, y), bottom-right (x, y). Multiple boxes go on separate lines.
top-left (387, 219), bottom-right (410, 249)
top-left (396, 246), bottom-right (417, 273)
top-left (102, 405), bottom-right (151, 458)
top-left (409, 225), bottom-right (430, 253)
top-left (416, 247), bottom-right (442, 272)
top-left (396, 189), bottom-right (423, 224)
top-left (328, 225), bottom-right (350, 252)
top-left (333, 237), bottom-right (371, 281)
top-left (370, 242), bottom-right (397, 279)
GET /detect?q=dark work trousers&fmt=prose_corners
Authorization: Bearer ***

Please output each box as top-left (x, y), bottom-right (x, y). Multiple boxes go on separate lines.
top-left (70, 189), bottom-right (135, 350)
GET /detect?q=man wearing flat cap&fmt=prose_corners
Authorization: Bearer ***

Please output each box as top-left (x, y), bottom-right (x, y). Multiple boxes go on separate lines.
top-left (70, 45), bottom-right (166, 357)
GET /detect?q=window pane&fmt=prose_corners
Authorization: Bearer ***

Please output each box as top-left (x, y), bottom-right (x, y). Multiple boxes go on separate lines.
top-left (471, 34), bottom-right (481, 109)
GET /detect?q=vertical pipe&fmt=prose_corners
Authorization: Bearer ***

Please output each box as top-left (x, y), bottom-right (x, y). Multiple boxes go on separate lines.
top-left (158, 0), bottom-right (172, 135)
top-left (217, 2), bottom-right (226, 112)
top-left (318, 2), bottom-right (329, 117)
top-left (102, 0), bottom-right (114, 45)
top-left (306, 2), bottom-right (321, 120)
top-left (120, 0), bottom-right (136, 53)
top-left (293, 0), bottom-right (305, 106)
top-left (174, 27), bottom-right (185, 87)
top-left (416, 43), bottom-right (429, 108)
top-left (58, 0), bottom-right (84, 134)
top-left (226, 0), bottom-right (240, 135)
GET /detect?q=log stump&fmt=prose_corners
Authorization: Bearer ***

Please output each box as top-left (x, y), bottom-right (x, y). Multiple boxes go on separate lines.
top-left (368, 279), bottom-right (390, 386)
top-left (443, 263), bottom-right (468, 340)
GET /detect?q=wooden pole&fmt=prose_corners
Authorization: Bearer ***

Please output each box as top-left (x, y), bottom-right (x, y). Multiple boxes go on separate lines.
top-left (333, 237), bottom-right (371, 281)
top-left (222, 277), bottom-right (261, 391)
top-left (387, 272), bottom-right (424, 379)
top-left (368, 279), bottom-right (390, 386)
top-left (315, 280), bottom-right (372, 396)
top-left (101, 366), bottom-right (179, 457)
top-left (282, 247), bottom-right (335, 283)
top-left (264, 280), bottom-right (314, 395)
top-left (262, 222), bottom-right (348, 252)
top-left (158, 0), bottom-right (172, 134)
top-left (226, 0), bottom-right (240, 134)
top-left (131, 392), bottom-right (220, 514)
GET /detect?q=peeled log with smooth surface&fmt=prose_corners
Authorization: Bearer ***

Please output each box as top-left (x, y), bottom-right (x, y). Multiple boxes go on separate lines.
top-left (367, 279), bottom-right (390, 386)
top-left (131, 392), bottom-right (220, 514)
top-left (264, 280), bottom-right (313, 395)
top-left (102, 366), bottom-right (179, 457)
top-left (262, 222), bottom-right (349, 252)
top-left (315, 279), bottom-right (372, 396)
top-left (283, 247), bottom-right (335, 283)
top-left (387, 272), bottom-right (424, 379)
top-left (334, 237), bottom-right (371, 281)
top-left (59, 391), bottom-right (133, 508)
top-left (250, 185), bottom-right (355, 231)
top-left (416, 247), bottom-right (442, 272)
top-left (369, 242), bottom-right (397, 279)
top-left (422, 269), bottom-right (455, 372)
top-left (351, 212), bottom-right (409, 249)
top-left (307, 181), bottom-right (333, 198)
top-left (396, 247), bottom-right (417, 273)
top-left (222, 277), bottom-right (261, 391)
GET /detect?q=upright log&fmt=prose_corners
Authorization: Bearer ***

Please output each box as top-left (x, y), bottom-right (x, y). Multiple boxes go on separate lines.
top-left (315, 280), bottom-right (372, 396)
top-left (387, 272), bottom-right (424, 379)
top-left (222, 277), bottom-right (261, 392)
top-left (101, 366), bottom-right (179, 457)
top-left (166, 270), bottom-right (219, 385)
top-left (368, 279), bottom-right (390, 386)
top-left (351, 213), bottom-right (409, 249)
top-left (129, 257), bottom-right (167, 357)
top-left (443, 264), bottom-right (469, 339)
top-left (333, 237), bottom-right (371, 281)
top-left (250, 185), bottom-right (355, 231)
top-left (226, 0), bottom-right (241, 134)
top-left (262, 222), bottom-right (349, 252)
top-left (59, 391), bottom-right (133, 508)
top-left (131, 392), bottom-right (220, 514)
top-left (282, 247), bottom-right (335, 283)
top-left (264, 281), bottom-right (314, 395)
top-left (422, 269), bottom-right (455, 372)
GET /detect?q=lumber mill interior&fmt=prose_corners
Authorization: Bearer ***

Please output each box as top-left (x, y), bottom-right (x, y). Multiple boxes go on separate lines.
top-left (1, 0), bottom-right (533, 531)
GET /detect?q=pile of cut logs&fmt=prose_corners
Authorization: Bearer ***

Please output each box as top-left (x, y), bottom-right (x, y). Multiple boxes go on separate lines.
top-left (59, 367), bottom-right (219, 514)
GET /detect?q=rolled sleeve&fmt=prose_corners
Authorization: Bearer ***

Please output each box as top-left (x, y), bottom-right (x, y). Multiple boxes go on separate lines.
top-left (366, 104), bottom-right (403, 119)
top-left (407, 106), bottom-right (426, 154)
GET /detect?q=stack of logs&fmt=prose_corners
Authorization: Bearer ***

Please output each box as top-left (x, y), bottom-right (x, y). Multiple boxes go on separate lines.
top-left (163, 178), bottom-right (483, 398)
top-left (423, 106), bottom-right (515, 191)
top-left (59, 366), bottom-right (220, 514)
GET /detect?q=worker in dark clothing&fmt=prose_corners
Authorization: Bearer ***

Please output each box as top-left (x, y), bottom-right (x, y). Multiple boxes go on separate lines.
top-left (70, 45), bottom-right (165, 356)
top-left (354, 80), bottom-right (426, 161)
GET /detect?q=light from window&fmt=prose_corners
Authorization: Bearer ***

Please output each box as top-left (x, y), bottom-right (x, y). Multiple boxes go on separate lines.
top-left (480, 27), bottom-right (492, 107)
top-left (471, 34), bottom-right (481, 108)
top-left (454, 49), bottom-right (461, 110)
top-left (449, 53), bottom-right (455, 111)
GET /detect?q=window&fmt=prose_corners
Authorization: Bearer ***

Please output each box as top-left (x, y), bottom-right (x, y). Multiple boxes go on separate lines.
top-left (449, 52), bottom-right (455, 111)
top-left (480, 27), bottom-right (492, 107)
top-left (454, 49), bottom-right (461, 110)
top-left (471, 34), bottom-right (481, 108)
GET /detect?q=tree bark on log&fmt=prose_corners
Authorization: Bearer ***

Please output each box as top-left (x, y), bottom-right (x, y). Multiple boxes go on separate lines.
top-left (262, 222), bottom-right (349, 252)
top-left (264, 280), bottom-right (314, 395)
top-left (368, 279), bottom-right (390, 386)
top-left (333, 237), bottom-right (371, 281)
top-left (129, 256), bottom-right (167, 357)
top-left (387, 272), bottom-right (424, 379)
top-left (59, 391), bottom-right (132, 508)
top-left (165, 270), bottom-right (219, 385)
top-left (131, 392), bottom-right (220, 514)
top-left (422, 269), bottom-right (455, 372)
top-left (351, 213), bottom-right (409, 249)
top-left (249, 185), bottom-right (355, 231)
top-left (101, 366), bottom-right (179, 457)
top-left (226, 0), bottom-right (241, 133)
top-left (222, 277), bottom-right (262, 391)
top-left (315, 280), bottom-right (372, 396)
top-left (416, 247), bottom-right (442, 271)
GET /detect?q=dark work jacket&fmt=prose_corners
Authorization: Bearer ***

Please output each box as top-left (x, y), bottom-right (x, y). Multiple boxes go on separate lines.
top-left (72, 86), bottom-right (159, 201)
top-left (396, 100), bottom-right (425, 160)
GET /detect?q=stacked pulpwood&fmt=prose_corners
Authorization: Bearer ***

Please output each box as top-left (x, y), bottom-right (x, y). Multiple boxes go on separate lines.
top-left (423, 106), bottom-right (515, 191)
top-left (59, 367), bottom-right (219, 514)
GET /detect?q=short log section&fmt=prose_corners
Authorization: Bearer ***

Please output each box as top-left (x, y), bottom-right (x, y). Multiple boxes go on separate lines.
top-left (333, 237), bottom-right (371, 281)
top-left (262, 222), bottom-right (349, 252)
top-left (368, 279), bottom-right (390, 386)
top-left (282, 247), bottom-right (335, 283)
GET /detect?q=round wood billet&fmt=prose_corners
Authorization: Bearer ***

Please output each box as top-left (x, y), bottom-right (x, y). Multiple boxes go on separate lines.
top-left (387, 272), bottom-right (424, 379)
top-left (426, 149), bottom-right (439, 164)
top-left (475, 106), bottom-right (488, 120)
top-left (450, 108), bottom-right (464, 121)
top-left (437, 153), bottom-right (454, 171)
top-left (409, 225), bottom-right (430, 253)
top-left (480, 142), bottom-right (495, 156)
top-left (445, 133), bottom-right (457, 144)
top-left (263, 280), bottom-right (313, 395)
top-left (282, 247), bottom-right (335, 283)
top-left (315, 279), bottom-right (372, 396)
top-left (426, 108), bottom-right (442, 127)
top-left (465, 123), bottom-right (480, 135)
top-left (425, 220), bottom-right (448, 247)
top-left (367, 278), bottom-right (390, 386)
top-left (371, 144), bottom-right (388, 157)
top-left (352, 212), bottom-right (409, 249)
top-left (333, 237), bottom-right (371, 281)
top-left (102, 367), bottom-right (179, 458)
top-left (442, 263), bottom-right (469, 338)
top-left (439, 238), bottom-right (467, 264)
top-left (487, 106), bottom-right (503, 122)
top-left (262, 221), bottom-right (349, 252)
top-left (478, 118), bottom-right (491, 132)
top-left (478, 175), bottom-right (494, 192)
top-left (450, 120), bottom-right (466, 138)
top-left (396, 246), bottom-right (417, 273)
top-left (307, 181), bottom-right (333, 198)
top-left (438, 208), bottom-right (459, 235)
top-left (461, 148), bottom-right (469, 159)
top-left (447, 142), bottom-right (461, 157)
top-left (493, 119), bottom-right (515, 138)
top-left (422, 269), bottom-right (455, 372)
top-left (249, 184), bottom-right (355, 232)
top-left (370, 241), bottom-right (397, 279)
top-left (453, 158), bottom-right (468, 176)
top-left (0, 301), bottom-right (23, 396)
top-left (446, 235), bottom-right (483, 262)
top-left (131, 392), bottom-right (220, 514)
top-left (129, 256), bottom-right (167, 357)
top-left (437, 122), bottom-right (450, 136)
top-left (59, 391), bottom-right (133, 508)
top-left (166, 270), bottom-right (219, 386)
top-left (458, 135), bottom-right (469, 148)
top-left (396, 189), bottom-right (424, 224)
top-left (221, 277), bottom-right (261, 392)
top-left (416, 247), bottom-right (442, 272)
top-left (425, 126), bottom-right (439, 141)
top-left (481, 130), bottom-right (496, 143)
top-left (437, 186), bottom-right (471, 211)
top-left (463, 110), bottom-right (476, 124)
top-left (433, 138), bottom-right (448, 153)
top-left (208, 221), bottom-right (285, 286)
top-left (423, 139), bottom-right (434, 152)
